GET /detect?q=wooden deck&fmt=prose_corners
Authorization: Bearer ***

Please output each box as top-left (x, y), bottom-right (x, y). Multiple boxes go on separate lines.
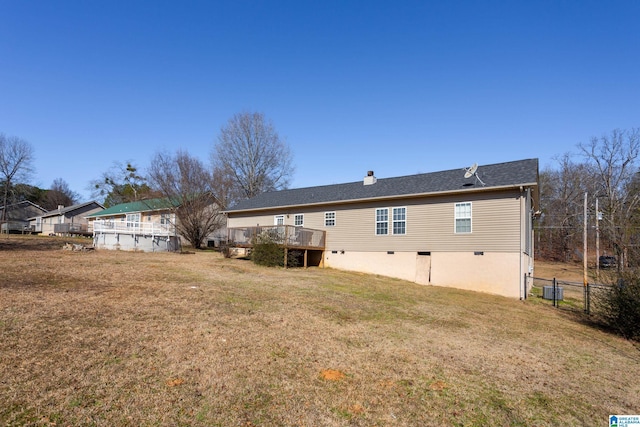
top-left (54, 223), bottom-right (93, 236)
top-left (227, 225), bottom-right (326, 268)
top-left (227, 225), bottom-right (325, 250)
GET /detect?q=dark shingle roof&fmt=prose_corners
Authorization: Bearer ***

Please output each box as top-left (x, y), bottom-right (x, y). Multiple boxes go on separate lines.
top-left (38, 201), bottom-right (105, 218)
top-left (0, 200), bottom-right (46, 212)
top-left (226, 158), bottom-right (539, 212)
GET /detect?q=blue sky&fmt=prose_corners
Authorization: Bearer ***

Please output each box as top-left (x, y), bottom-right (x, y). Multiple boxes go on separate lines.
top-left (1, 0), bottom-right (638, 202)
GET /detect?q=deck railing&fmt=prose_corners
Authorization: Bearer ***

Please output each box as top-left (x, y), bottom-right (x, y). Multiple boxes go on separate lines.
top-left (54, 223), bottom-right (90, 235)
top-left (1, 221), bottom-right (29, 233)
top-left (227, 225), bottom-right (325, 250)
top-left (92, 219), bottom-right (175, 236)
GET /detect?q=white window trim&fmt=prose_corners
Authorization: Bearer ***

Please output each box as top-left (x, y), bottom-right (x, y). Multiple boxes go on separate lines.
top-left (324, 211), bottom-right (336, 227)
top-left (454, 202), bottom-right (472, 234)
top-left (376, 207), bottom-right (407, 236)
top-left (274, 215), bottom-right (285, 225)
top-left (126, 213), bottom-right (141, 228)
top-left (375, 208), bottom-right (389, 235)
top-left (294, 213), bottom-right (304, 227)
top-left (392, 206), bottom-right (407, 235)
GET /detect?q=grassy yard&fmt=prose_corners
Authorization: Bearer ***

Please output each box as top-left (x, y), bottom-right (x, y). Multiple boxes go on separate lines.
top-left (1, 236), bottom-right (639, 426)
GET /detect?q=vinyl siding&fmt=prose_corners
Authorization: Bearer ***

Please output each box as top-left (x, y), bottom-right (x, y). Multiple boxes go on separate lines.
top-left (227, 188), bottom-right (523, 253)
top-left (323, 191), bottom-right (521, 252)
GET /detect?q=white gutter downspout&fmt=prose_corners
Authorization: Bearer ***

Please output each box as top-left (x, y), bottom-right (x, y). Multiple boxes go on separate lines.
top-left (520, 186), bottom-right (524, 300)
top-left (521, 186), bottom-right (532, 300)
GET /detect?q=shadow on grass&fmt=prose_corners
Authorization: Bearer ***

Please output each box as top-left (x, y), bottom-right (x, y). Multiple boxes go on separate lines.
top-left (0, 235), bottom-right (91, 251)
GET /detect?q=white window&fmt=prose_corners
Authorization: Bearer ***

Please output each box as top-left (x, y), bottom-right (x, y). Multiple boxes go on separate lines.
top-left (294, 214), bottom-right (304, 227)
top-left (392, 207), bottom-right (406, 235)
top-left (375, 208), bottom-right (388, 235)
top-left (455, 202), bottom-right (472, 233)
top-left (160, 213), bottom-right (171, 225)
top-left (274, 215), bottom-right (285, 225)
top-left (324, 212), bottom-right (336, 227)
top-left (126, 213), bottom-right (141, 228)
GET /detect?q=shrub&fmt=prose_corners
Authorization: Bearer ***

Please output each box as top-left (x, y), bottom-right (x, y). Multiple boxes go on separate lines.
top-left (251, 233), bottom-right (302, 268)
top-left (252, 235), bottom-right (283, 267)
top-left (596, 271), bottom-right (640, 341)
top-left (286, 250), bottom-right (302, 268)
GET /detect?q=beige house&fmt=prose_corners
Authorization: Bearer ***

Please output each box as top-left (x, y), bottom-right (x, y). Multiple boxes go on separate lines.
top-left (225, 159), bottom-right (540, 299)
top-left (29, 201), bottom-right (104, 236)
top-left (86, 197), bottom-right (226, 252)
top-left (86, 198), bottom-right (182, 252)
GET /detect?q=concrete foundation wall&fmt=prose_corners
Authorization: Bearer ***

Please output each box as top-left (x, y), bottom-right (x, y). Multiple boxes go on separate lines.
top-left (324, 250), bottom-right (523, 298)
top-left (324, 250), bottom-right (418, 282)
top-left (93, 233), bottom-right (181, 252)
top-left (429, 252), bottom-right (522, 298)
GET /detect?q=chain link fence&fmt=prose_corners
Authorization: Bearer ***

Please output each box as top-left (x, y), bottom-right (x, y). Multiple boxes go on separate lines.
top-left (527, 275), bottom-right (612, 315)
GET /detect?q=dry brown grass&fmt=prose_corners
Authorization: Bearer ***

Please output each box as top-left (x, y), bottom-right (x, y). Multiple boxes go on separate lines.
top-left (1, 235), bottom-right (639, 426)
top-left (534, 260), bottom-right (586, 283)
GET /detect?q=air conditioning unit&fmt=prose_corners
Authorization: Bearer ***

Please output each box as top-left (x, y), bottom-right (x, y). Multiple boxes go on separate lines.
top-left (543, 286), bottom-right (564, 300)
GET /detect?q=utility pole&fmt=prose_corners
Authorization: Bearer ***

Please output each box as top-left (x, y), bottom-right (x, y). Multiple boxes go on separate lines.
top-left (583, 192), bottom-right (588, 288)
top-left (584, 192), bottom-right (592, 314)
top-left (596, 197), bottom-right (600, 282)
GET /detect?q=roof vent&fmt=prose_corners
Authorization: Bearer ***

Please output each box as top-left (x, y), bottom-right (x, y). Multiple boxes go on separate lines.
top-left (364, 171), bottom-right (377, 185)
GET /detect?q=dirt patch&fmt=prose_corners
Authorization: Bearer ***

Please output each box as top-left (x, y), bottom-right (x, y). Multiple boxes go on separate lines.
top-left (166, 378), bottom-right (185, 387)
top-left (320, 369), bottom-right (346, 381)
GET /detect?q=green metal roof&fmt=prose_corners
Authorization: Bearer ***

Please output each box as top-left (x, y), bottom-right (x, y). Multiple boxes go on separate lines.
top-left (86, 198), bottom-right (180, 218)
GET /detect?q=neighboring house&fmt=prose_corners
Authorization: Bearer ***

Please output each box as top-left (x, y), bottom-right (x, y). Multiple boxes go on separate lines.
top-left (86, 198), bottom-right (182, 252)
top-left (28, 201), bottom-right (105, 236)
top-left (225, 159), bottom-right (540, 299)
top-left (0, 201), bottom-right (47, 233)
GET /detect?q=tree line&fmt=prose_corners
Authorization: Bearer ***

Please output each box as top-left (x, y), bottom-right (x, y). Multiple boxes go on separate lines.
top-left (537, 128), bottom-right (640, 270)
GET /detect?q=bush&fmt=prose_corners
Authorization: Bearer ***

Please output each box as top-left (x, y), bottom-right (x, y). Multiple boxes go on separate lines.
top-left (251, 233), bottom-right (302, 268)
top-left (286, 250), bottom-right (302, 268)
top-left (597, 272), bottom-right (640, 341)
top-left (252, 235), bottom-right (283, 267)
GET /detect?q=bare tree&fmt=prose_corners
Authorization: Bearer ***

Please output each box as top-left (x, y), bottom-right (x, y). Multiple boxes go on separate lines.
top-left (578, 128), bottom-right (640, 269)
top-left (212, 111), bottom-right (294, 202)
top-left (211, 165), bottom-right (243, 210)
top-left (537, 154), bottom-right (597, 261)
top-left (90, 161), bottom-right (153, 207)
top-left (0, 133), bottom-right (35, 228)
top-left (43, 178), bottom-right (80, 210)
top-left (148, 150), bottom-right (225, 249)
